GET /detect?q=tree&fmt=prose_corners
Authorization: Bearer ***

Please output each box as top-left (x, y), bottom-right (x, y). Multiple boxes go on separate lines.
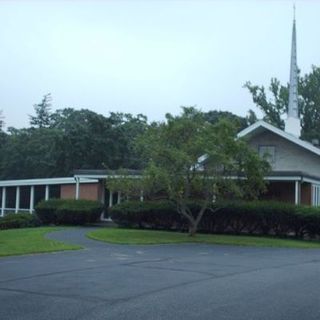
top-left (0, 127), bottom-right (63, 179)
top-left (244, 78), bottom-right (288, 129)
top-left (246, 109), bottom-right (258, 126)
top-left (204, 109), bottom-right (248, 130)
top-left (108, 112), bottom-right (148, 169)
top-left (245, 65), bottom-right (320, 142)
top-left (29, 93), bottom-right (52, 128)
top-left (113, 107), bottom-right (269, 236)
top-left (0, 109), bottom-right (4, 130)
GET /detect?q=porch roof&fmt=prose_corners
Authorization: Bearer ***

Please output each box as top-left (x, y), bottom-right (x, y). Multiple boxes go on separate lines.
top-left (265, 171), bottom-right (320, 184)
top-left (74, 169), bottom-right (142, 179)
top-left (0, 177), bottom-right (98, 187)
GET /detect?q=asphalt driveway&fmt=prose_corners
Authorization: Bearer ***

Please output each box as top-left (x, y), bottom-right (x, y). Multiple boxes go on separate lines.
top-left (1, 227), bottom-right (320, 320)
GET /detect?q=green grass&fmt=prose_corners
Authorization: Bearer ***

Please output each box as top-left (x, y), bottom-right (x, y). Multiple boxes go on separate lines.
top-left (87, 228), bottom-right (320, 249)
top-left (0, 227), bottom-right (81, 257)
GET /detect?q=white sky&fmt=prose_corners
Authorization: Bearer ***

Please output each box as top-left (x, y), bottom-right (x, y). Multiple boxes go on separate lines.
top-left (1, 0), bottom-right (320, 128)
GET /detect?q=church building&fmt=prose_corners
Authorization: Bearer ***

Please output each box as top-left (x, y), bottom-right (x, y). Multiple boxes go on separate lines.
top-left (237, 15), bottom-right (320, 206)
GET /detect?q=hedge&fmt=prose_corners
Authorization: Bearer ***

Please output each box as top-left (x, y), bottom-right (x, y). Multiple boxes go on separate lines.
top-left (36, 199), bottom-right (104, 225)
top-left (0, 213), bottom-right (41, 230)
top-left (109, 200), bottom-right (320, 238)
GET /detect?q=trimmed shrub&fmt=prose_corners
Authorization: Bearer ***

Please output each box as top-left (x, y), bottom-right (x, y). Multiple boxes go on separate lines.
top-left (0, 213), bottom-right (41, 230)
top-left (109, 200), bottom-right (187, 230)
top-left (35, 199), bottom-right (62, 224)
top-left (109, 200), bottom-right (320, 238)
top-left (199, 201), bottom-right (297, 235)
top-left (36, 199), bottom-right (103, 225)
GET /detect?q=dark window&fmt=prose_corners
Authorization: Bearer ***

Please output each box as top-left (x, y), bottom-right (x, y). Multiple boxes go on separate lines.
top-left (35, 185), bottom-right (46, 206)
top-left (259, 145), bottom-right (276, 164)
top-left (49, 185), bottom-right (61, 199)
top-left (6, 187), bottom-right (16, 209)
top-left (20, 186), bottom-right (31, 209)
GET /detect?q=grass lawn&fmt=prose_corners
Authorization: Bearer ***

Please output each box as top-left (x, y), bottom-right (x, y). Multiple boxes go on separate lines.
top-left (0, 227), bottom-right (81, 257)
top-left (87, 228), bottom-right (320, 249)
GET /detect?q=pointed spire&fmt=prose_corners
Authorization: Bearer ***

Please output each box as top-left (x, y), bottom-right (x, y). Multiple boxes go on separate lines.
top-left (288, 9), bottom-right (298, 118)
top-left (285, 6), bottom-right (301, 137)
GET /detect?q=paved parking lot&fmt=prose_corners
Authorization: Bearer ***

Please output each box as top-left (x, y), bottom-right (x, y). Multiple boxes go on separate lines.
top-left (1, 228), bottom-right (320, 320)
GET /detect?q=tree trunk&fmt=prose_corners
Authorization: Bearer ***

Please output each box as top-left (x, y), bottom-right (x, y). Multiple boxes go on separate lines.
top-left (188, 223), bottom-right (198, 237)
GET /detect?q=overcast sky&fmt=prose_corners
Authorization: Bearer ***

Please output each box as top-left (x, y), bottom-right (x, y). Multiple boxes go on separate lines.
top-left (1, 0), bottom-right (320, 129)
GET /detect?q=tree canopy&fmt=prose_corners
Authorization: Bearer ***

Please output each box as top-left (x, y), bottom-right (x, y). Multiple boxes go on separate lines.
top-left (109, 107), bottom-right (269, 235)
top-left (0, 96), bottom-right (252, 180)
top-left (245, 65), bottom-right (320, 142)
top-left (0, 109), bottom-right (4, 131)
top-left (0, 104), bottom-right (148, 179)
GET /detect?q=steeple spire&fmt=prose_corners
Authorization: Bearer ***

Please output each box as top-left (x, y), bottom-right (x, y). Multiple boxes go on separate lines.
top-left (285, 6), bottom-right (301, 137)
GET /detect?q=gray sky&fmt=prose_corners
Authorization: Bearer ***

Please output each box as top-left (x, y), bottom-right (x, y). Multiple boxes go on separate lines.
top-left (1, 0), bottom-right (320, 129)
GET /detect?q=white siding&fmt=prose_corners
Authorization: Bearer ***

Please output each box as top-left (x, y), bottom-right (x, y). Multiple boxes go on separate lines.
top-left (248, 131), bottom-right (320, 176)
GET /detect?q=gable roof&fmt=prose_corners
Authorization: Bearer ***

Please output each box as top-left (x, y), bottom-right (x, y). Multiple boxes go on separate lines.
top-left (237, 120), bottom-right (320, 157)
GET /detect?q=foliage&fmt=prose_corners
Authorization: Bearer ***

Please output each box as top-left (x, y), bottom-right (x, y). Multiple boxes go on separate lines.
top-left (109, 200), bottom-right (185, 229)
top-left (0, 109), bottom-right (4, 130)
top-left (36, 199), bottom-right (103, 225)
top-left (1, 93), bottom-right (256, 180)
top-left (132, 107), bottom-right (269, 235)
top-left (106, 172), bottom-right (144, 201)
top-left (0, 105), bottom-right (148, 179)
top-left (109, 200), bottom-right (320, 239)
top-left (246, 109), bottom-right (258, 126)
top-left (0, 127), bottom-right (64, 179)
top-left (29, 93), bottom-right (53, 128)
top-left (244, 78), bottom-right (288, 129)
top-left (203, 109), bottom-right (248, 130)
top-left (0, 213), bottom-right (41, 230)
top-left (245, 66), bottom-right (320, 142)
top-left (35, 199), bottom-right (63, 224)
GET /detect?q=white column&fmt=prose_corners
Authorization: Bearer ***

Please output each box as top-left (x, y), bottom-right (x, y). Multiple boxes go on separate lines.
top-left (75, 178), bottom-right (80, 200)
top-left (295, 180), bottom-right (300, 205)
top-left (117, 191), bottom-right (121, 204)
top-left (30, 186), bottom-right (35, 213)
top-left (109, 191), bottom-right (113, 208)
top-left (1, 187), bottom-right (6, 217)
top-left (45, 185), bottom-right (49, 200)
top-left (140, 190), bottom-right (144, 202)
top-left (15, 186), bottom-right (20, 213)
top-left (101, 181), bottom-right (105, 204)
top-left (100, 180), bottom-right (106, 220)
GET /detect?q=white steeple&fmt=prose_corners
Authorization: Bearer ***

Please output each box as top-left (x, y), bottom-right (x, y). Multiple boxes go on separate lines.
top-left (285, 5), bottom-right (301, 137)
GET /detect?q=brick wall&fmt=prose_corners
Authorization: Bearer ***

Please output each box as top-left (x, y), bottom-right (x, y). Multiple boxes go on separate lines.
top-left (60, 183), bottom-right (102, 201)
top-left (260, 181), bottom-right (311, 205)
top-left (261, 181), bottom-right (295, 203)
top-left (301, 182), bottom-right (311, 205)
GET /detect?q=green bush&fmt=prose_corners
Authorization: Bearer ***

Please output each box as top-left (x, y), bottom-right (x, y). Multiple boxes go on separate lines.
top-left (109, 200), bottom-right (186, 229)
top-left (35, 199), bottom-right (62, 224)
top-left (0, 213), bottom-right (41, 230)
top-left (109, 200), bottom-right (320, 238)
top-left (36, 199), bottom-right (103, 225)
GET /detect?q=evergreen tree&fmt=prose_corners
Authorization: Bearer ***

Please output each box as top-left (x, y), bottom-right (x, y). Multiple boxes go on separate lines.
top-left (29, 93), bottom-right (52, 128)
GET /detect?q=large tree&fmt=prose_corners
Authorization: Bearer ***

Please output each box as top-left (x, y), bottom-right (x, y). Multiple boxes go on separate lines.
top-left (0, 106), bottom-right (149, 179)
top-left (111, 107), bottom-right (269, 236)
top-left (245, 65), bottom-right (320, 142)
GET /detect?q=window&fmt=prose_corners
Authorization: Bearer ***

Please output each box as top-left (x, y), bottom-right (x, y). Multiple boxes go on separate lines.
top-left (259, 145), bottom-right (276, 164)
